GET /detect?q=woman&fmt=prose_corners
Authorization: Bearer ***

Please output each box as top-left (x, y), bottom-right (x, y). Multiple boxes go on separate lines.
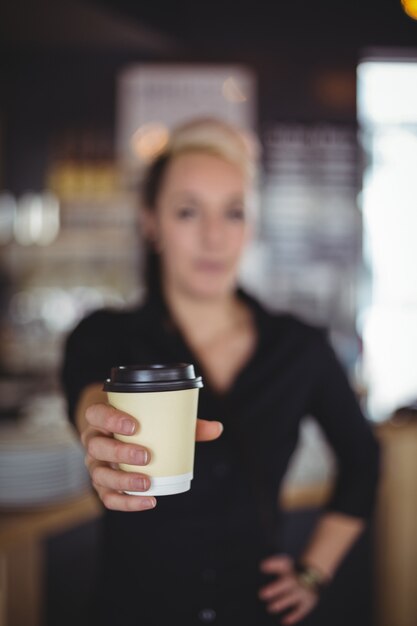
top-left (62, 118), bottom-right (379, 626)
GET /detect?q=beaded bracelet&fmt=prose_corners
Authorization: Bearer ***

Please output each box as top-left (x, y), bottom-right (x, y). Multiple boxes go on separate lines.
top-left (294, 562), bottom-right (329, 596)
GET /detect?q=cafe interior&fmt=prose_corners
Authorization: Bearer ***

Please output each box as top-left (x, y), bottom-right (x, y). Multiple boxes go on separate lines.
top-left (0, 1), bottom-right (416, 625)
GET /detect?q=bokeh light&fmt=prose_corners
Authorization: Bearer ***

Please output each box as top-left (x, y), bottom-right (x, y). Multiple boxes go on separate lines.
top-left (222, 77), bottom-right (247, 103)
top-left (401, 0), bottom-right (417, 20)
top-left (130, 122), bottom-right (170, 162)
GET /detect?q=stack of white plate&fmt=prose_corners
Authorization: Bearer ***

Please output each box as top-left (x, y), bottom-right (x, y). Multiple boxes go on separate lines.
top-left (0, 394), bottom-right (91, 508)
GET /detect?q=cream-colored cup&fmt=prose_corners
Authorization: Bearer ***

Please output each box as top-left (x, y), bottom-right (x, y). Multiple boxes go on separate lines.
top-left (103, 363), bottom-right (203, 496)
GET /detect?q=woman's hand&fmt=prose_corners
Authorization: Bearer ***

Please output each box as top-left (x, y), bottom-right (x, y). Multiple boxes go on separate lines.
top-left (258, 555), bottom-right (319, 625)
top-left (81, 401), bottom-right (223, 512)
top-left (81, 403), bottom-right (154, 511)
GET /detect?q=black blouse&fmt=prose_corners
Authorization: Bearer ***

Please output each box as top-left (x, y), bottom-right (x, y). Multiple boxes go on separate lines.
top-left (61, 289), bottom-right (380, 625)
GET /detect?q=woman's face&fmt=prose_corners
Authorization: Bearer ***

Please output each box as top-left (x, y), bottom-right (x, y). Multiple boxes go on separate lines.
top-left (145, 151), bottom-right (252, 299)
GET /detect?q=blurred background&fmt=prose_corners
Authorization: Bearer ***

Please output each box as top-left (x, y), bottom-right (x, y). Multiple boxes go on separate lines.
top-left (0, 1), bottom-right (416, 625)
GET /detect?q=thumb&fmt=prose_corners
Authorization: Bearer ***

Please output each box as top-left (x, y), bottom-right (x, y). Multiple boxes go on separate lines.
top-left (260, 554), bottom-right (294, 574)
top-left (195, 419), bottom-right (223, 442)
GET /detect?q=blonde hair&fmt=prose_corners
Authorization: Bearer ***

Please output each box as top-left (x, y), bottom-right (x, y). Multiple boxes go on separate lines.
top-left (165, 117), bottom-right (259, 180)
top-left (141, 117), bottom-right (259, 210)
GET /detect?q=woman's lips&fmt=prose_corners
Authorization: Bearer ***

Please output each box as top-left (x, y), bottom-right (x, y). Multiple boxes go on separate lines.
top-left (193, 260), bottom-right (227, 272)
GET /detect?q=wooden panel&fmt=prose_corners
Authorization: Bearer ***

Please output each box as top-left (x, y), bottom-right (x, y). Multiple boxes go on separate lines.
top-left (0, 553), bottom-right (6, 626)
top-left (0, 491), bottom-right (102, 549)
top-left (3, 539), bottom-right (42, 626)
top-left (0, 491), bottom-right (102, 626)
top-left (374, 419), bottom-right (417, 626)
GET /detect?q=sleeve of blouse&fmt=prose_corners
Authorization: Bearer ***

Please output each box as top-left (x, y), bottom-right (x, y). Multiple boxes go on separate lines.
top-left (309, 331), bottom-right (380, 520)
top-left (60, 310), bottom-right (121, 425)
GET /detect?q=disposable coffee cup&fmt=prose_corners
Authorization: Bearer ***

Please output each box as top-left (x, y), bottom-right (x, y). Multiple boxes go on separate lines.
top-left (103, 363), bottom-right (203, 496)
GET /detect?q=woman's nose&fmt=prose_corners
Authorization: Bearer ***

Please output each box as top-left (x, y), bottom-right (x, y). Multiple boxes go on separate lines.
top-left (201, 216), bottom-right (224, 248)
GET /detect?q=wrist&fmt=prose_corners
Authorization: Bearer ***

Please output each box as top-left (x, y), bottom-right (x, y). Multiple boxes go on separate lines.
top-left (294, 561), bottom-right (330, 596)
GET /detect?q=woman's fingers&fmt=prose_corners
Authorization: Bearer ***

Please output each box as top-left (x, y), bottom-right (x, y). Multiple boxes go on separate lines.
top-left (195, 419), bottom-right (223, 441)
top-left (260, 554), bottom-right (293, 574)
top-left (281, 602), bottom-right (314, 626)
top-left (85, 454), bottom-right (156, 511)
top-left (85, 403), bottom-right (138, 436)
top-left (85, 404), bottom-right (223, 443)
top-left (263, 586), bottom-right (317, 621)
top-left (258, 576), bottom-right (295, 600)
top-left (279, 588), bottom-right (317, 625)
top-left (266, 590), bottom-right (300, 614)
top-left (87, 435), bottom-right (150, 466)
top-left (91, 463), bottom-right (150, 493)
top-left (258, 554), bottom-right (318, 623)
top-left (99, 487), bottom-right (156, 512)
top-left (81, 403), bottom-right (156, 512)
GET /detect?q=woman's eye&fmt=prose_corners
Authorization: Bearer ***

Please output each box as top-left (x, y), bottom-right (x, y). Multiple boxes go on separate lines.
top-left (226, 207), bottom-right (245, 220)
top-left (176, 207), bottom-right (198, 219)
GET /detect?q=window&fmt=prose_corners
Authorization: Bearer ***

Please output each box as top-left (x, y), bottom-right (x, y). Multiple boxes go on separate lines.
top-left (357, 52), bottom-right (417, 420)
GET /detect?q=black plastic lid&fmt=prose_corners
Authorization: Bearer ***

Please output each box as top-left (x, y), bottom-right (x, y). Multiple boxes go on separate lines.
top-left (103, 363), bottom-right (203, 393)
